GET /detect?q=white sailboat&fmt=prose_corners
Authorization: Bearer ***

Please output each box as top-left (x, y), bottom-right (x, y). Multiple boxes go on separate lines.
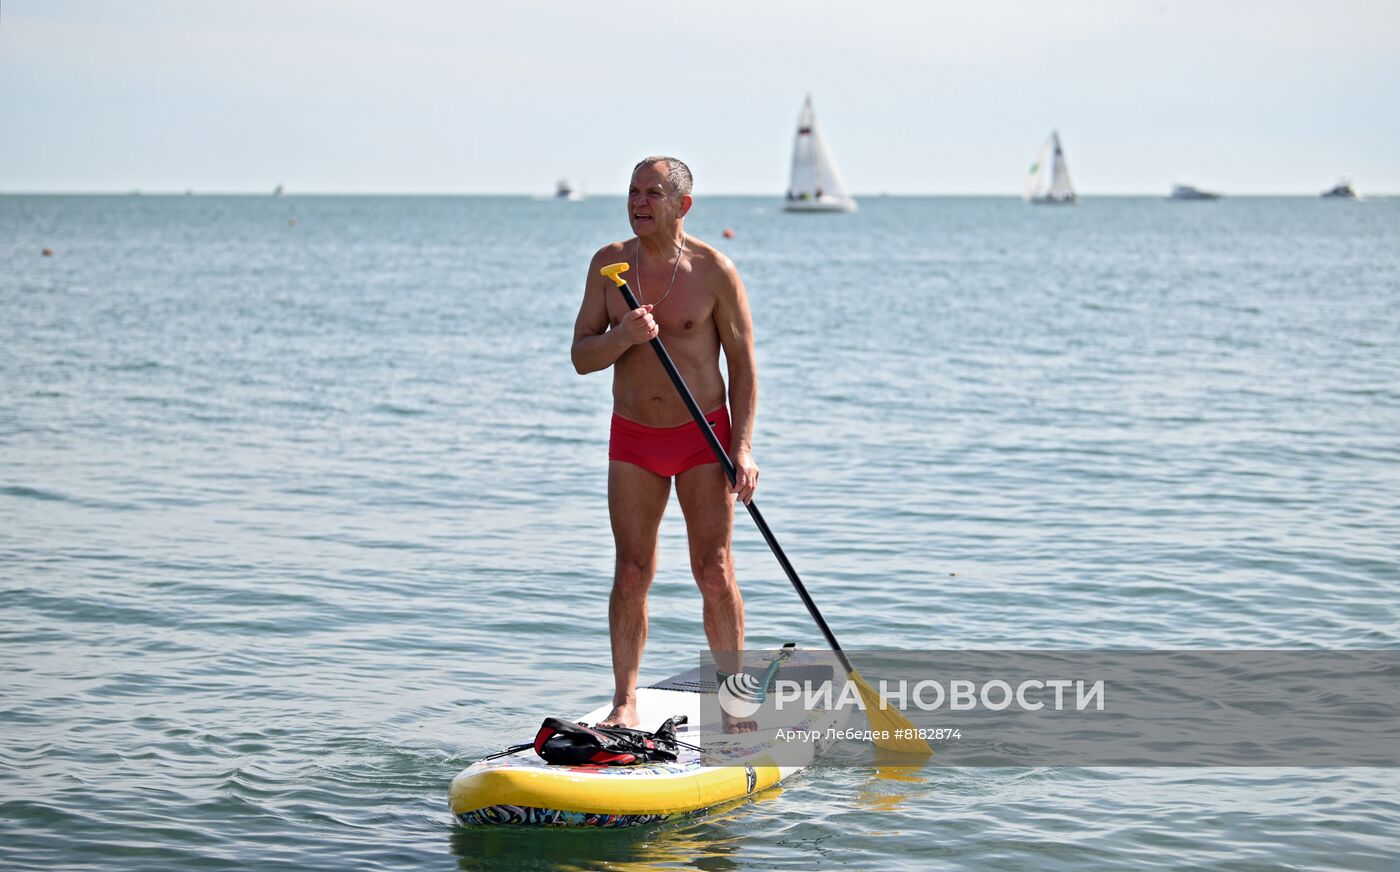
top-left (784, 96), bottom-right (856, 213)
top-left (1024, 130), bottom-right (1077, 205)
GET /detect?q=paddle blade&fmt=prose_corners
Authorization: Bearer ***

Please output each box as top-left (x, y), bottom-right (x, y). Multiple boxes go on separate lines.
top-left (850, 669), bottom-right (934, 756)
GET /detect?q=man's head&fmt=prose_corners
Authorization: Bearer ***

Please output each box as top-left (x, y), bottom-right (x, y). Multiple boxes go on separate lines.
top-left (633, 156), bottom-right (692, 198)
top-left (629, 156), bottom-right (693, 237)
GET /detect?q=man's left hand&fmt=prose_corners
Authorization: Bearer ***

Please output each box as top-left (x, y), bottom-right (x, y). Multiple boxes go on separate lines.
top-left (731, 451), bottom-right (759, 504)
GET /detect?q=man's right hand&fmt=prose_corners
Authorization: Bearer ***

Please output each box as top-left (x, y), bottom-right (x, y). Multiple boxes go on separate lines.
top-left (619, 304), bottom-right (659, 345)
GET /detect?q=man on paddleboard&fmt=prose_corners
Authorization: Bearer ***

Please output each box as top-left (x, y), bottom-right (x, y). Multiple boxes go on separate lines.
top-left (571, 156), bottom-right (759, 732)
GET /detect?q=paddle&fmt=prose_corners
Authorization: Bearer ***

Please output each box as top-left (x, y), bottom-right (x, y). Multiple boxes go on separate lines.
top-left (600, 262), bottom-right (932, 756)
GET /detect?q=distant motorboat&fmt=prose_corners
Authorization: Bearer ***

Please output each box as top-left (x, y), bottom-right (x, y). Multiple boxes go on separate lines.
top-left (1169, 184), bottom-right (1221, 201)
top-left (1024, 130), bottom-right (1077, 205)
top-left (783, 96), bottom-right (857, 213)
top-left (555, 179), bottom-right (582, 201)
top-left (1321, 180), bottom-right (1358, 199)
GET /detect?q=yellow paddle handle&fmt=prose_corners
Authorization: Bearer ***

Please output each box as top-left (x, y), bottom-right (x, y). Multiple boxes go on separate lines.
top-left (600, 262), bottom-right (630, 286)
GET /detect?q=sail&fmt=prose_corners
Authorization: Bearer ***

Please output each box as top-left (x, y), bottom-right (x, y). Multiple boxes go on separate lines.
top-left (785, 96), bottom-right (856, 212)
top-left (1025, 130), bottom-right (1077, 203)
top-left (1048, 132), bottom-right (1076, 200)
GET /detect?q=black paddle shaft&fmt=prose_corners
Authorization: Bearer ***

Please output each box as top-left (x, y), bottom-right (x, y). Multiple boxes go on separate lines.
top-left (612, 279), bottom-right (855, 675)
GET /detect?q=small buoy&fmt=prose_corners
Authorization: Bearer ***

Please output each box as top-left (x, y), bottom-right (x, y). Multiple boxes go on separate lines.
top-left (288, 218), bottom-right (298, 227)
top-left (41, 247), bottom-right (54, 257)
top-left (722, 228), bottom-right (735, 239)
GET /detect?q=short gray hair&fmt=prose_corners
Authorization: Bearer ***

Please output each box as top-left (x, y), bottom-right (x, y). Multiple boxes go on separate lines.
top-left (632, 156), bottom-right (693, 198)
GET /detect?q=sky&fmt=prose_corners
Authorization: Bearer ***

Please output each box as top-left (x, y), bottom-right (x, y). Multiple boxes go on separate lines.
top-left (1, 0), bottom-right (1396, 195)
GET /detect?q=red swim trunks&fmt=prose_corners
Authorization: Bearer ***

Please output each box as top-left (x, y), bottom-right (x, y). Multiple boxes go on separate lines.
top-left (609, 406), bottom-right (732, 478)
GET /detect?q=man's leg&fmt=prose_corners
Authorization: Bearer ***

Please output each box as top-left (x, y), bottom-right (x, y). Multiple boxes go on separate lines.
top-left (675, 462), bottom-right (752, 731)
top-left (599, 460), bottom-right (671, 728)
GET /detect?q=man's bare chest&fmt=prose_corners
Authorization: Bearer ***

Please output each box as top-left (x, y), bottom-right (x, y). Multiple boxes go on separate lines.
top-left (610, 277), bottom-right (717, 338)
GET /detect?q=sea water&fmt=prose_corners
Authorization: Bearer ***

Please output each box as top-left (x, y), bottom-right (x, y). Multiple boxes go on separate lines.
top-left (3, 194), bottom-right (1398, 869)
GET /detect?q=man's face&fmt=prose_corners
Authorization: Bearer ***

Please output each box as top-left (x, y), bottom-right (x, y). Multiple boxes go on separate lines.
top-left (628, 162), bottom-right (681, 236)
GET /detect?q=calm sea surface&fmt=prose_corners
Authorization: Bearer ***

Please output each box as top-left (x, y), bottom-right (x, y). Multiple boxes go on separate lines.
top-left (2, 194), bottom-right (1398, 870)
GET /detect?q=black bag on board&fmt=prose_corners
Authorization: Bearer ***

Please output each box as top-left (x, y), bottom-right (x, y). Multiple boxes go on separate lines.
top-left (531, 715), bottom-right (689, 766)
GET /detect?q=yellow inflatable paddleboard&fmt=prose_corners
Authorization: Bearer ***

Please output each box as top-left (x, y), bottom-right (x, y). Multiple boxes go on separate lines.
top-left (450, 655), bottom-right (841, 827)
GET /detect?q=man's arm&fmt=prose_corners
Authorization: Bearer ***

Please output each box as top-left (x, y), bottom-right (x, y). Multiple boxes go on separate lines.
top-left (714, 256), bottom-right (759, 503)
top-left (572, 253), bottom-right (657, 374)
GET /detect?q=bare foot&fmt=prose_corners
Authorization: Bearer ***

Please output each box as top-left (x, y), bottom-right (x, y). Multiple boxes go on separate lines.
top-left (597, 701), bottom-right (640, 729)
top-left (722, 711), bottom-right (758, 734)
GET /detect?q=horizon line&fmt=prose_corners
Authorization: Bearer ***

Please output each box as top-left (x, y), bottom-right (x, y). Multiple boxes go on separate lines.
top-left (2, 190), bottom-right (1391, 198)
